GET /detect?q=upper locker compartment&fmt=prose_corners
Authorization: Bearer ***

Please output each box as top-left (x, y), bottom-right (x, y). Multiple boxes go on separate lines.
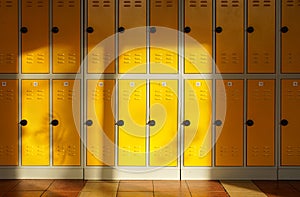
top-left (22, 0), bottom-right (49, 73)
top-left (216, 0), bottom-right (244, 73)
top-left (281, 0), bottom-right (300, 73)
top-left (119, 0), bottom-right (146, 73)
top-left (52, 0), bottom-right (80, 73)
top-left (150, 0), bottom-right (178, 73)
top-left (184, 0), bottom-right (212, 73)
top-left (0, 0), bottom-right (18, 73)
top-left (247, 0), bottom-right (275, 73)
top-left (87, 0), bottom-right (115, 74)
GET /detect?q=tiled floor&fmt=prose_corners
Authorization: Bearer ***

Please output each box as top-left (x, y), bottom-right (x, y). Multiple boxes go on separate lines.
top-left (0, 180), bottom-right (299, 197)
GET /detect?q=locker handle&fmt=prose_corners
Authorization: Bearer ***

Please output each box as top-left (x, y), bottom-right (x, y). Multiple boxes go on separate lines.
top-left (246, 120), bottom-right (254, 126)
top-left (149, 26), bottom-right (156, 33)
top-left (280, 119), bottom-right (288, 126)
top-left (214, 120), bottom-right (222, 126)
top-left (116, 120), bottom-right (124, 126)
top-left (20, 119), bottom-right (27, 126)
top-left (118, 27), bottom-right (125, 33)
top-left (87, 27), bottom-right (94, 33)
top-left (86, 120), bottom-right (93, 126)
top-left (281, 26), bottom-right (289, 33)
top-left (215, 26), bottom-right (222, 33)
top-left (184, 26), bottom-right (191, 33)
top-left (20, 27), bottom-right (28, 34)
top-left (52, 27), bottom-right (59, 33)
top-left (182, 120), bottom-right (191, 126)
top-left (147, 120), bottom-right (156, 126)
top-left (51, 119), bottom-right (59, 126)
top-left (247, 26), bottom-right (254, 33)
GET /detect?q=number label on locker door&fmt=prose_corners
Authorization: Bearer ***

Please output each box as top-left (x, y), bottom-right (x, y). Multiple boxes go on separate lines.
top-left (247, 80), bottom-right (275, 166)
top-left (22, 1), bottom-right (49, 73)
top-left (184, 80), bottom-right (212, 166)
top-left (87, 80), bottom-right (115, 166)
top-left (52, 80), bottom-right (80, 165)
top-left (53, 0), bottom-right (80, 73)
top-left (22, 80), bottom-right (49, 165)
top-left (150, 80), bottom-right (178, 166)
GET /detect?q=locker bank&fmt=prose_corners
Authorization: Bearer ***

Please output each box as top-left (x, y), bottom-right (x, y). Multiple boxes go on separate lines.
top-left (0, 0), bottom-right (300, 181)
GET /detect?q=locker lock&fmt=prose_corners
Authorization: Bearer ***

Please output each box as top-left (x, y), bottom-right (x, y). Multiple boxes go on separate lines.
top-left (147, 120), bottom-right (156, 126)
top-left (149, 26), bottom-right (156, 33)
top-left (116, 120), bottom-right (124, 126)
top-left (52, 27), bottom-right (59, 33)
top-left (280, 119), bottom-right (288, 126)
top-left (20, 27), bottom-right (28, 34)
top-left (184, 26), bottom-right (191, 33)
top-left (281, 26), bottom-right (289, 33)
top-left (20, 119), bottom-right (27, 126)
top-left (182, 120), bottom-right (191, 126)
top-left (118, 27), bottom-right (125, 33)
top-left (51, 119), bottom-right (59, 126)
top-left (86, 27), bottom-right (94, 33)
top-left (246, 119), bottom-right (254, 126)
top-left (214, 120), bottom-right (222, 126)
top-left (247, 26), bottom-right (254, 33)
top-left (86, 120), bottom-right (93, 126)
top-left (215, 26), bottom-right (222, 33)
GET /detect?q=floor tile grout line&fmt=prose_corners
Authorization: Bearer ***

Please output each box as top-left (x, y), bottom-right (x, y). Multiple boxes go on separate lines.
top-left (219, 180), bottom-right (231, 196)
top-left (8, 179), bottom-right (22, 191)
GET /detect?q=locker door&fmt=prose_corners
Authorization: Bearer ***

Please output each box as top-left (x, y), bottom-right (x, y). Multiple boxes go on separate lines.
top-left (118, 80), bottom-right (146, 166)
top-left (216, 80), bottom-right (244, 166)
top-left (247, 0), bottom-right (275, 73)
top-left (281, 80), bottom-right (300, 165)
top-left (216, 0), bottom-right (244, 73)
top-left (184, 80), bottom-right (212, 166)
top-left (0, 0), bottom-right (18, 73)
top-left (184, 0), bottom-right (212, 73)
top-left (150, 80), bottom-right (178, 166)
top-left (53, 0), bottom-right (80, 73)
top-left (53, 80), bottom-right (80, 166)
top-left (247, 80), bottom-right (274, 166)
top-left (119, 0), bottom-right (146, 73)
top-left (22, 0), bottom-right (49, 73)
top-left (22, 80), bottom-right (49, 165)
top-left (0, 80), bottom-right (18, 165)
top-left (281, 1), bottom-right (300, 73)
top-left (150, 0), bottom-right (178, 73)
top-left (87, 80), bottom-right (115, 166)
top-left (87, 0), bottom-right (115, 73)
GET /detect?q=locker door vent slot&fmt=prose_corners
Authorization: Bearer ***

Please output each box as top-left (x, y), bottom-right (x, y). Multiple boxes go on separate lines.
top-left (166, 0), bottom-right (173, 7)
top-left (252, 0), bottom-right (260, 7)
top-left (284, 0), bottom-right (300, 6)
top-left (134, 0), bottom-right (142, 7)
top-left (0, 53), bottom-right (16, 65)
top-left (0, 0), bottom-right (13, 7)
top-left (221, 0), bottom-right (228, 7)
top-left (56, 0), bottom-right (75, 8)
top-left (263, 0), bottom-right (271, 7)
top-left (154, 0), bottom-right (173, 8)
top-left (232, 0), bottom-right (239, 7)
top-left (188, 0), bottom-right (197, 7)
top-left (123, 0), bottom-right (131, 7)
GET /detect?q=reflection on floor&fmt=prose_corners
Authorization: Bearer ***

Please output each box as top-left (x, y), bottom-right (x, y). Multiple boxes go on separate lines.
top-left (0, 180), bottom-right (299, 197)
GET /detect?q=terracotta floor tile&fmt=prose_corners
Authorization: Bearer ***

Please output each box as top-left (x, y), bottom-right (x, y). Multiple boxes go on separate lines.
top-left (186, 181), bottom-right (224, 192)
top-left (41, 191), bottom-right (80, 197)
top-left (78, 191), bottom-right (117, 197)
top-left (48, 180), bottom-right (86, 192)
top-left (227, 191), bottom-right (267, 197)
top-left (13, 180), bottom-right (53, 191)
top-left (118, 181), bottom-right (153, 192)
top-left (0, 180), bottom-right (20, 191)
top-left (3, 191), bottom-right (44, 197)
top-left (221, 181), bottom-right (262, 192)
top-left (266, 192), bottom-right (300, 197)
top-left (253, 181), bottom-right (297, 193)
top-left (190, 191), bottom-right (229, 197)
top-left (154, 191), bottom-right (191, 197)
top-left (153, 181), bottom-right (189, 192)
top-left (289, 181), bottom-right (300, 192)
top-left (81, 182), bottom-right (119, 192)
top-left (117, 192), bottom-right (153, 197)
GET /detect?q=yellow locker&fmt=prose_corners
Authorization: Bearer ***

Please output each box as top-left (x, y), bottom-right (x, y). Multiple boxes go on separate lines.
top-left (53, 0), bottom-right (80, 73)
top-left (247, 0), bottom-right (275, 73)
top-left (22, 80), bottom-right (49, 165)
top-left (150, 80), bottom-right (178, 166)
top-left (216, 0), bottom-right (244, 73)
top-left (52, 80), bottom-right (80, 166)
top-left (216, 80), bottom-right (243, 166)
top-left (184, 0), bottom-right (212, 73)
top-left (87, 80), bottom-right (115, 166)
top-left (281, 1), bottom-right (300, 73)
top-left (247, 80), bottom-right (274, 166)
top-left (0, 0), bottom-right (18, 73)
top-left (119, 0), bottom-right (146, 73)
top-left (22, 0), bottom-right (49, 73)
top-left (150, 0), bottom-right (178, 73)
top-left (281, 80), bottom-right (300, 165)
top-left (87, 0), bottom-right (115, 73)
top-left (0, 80), bottom-right (18, 165)
top-left (118, 80), bottom-right (146, 166)
top-left (184, 80), bottom-right (212, 166)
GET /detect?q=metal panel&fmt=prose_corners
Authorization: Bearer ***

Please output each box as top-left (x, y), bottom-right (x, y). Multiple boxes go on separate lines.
top-left (119, 0), bottom-right (146, 73)
top-left (216, 0), bottom-right (244, 73)
top-left (87, 0), bottom-right (115, 73)
top-left (150, 80), bottom-right (178, 166)
top-left (21, 0), bottom-right (49, 73)
top-left (52, 80), bottom-right (80, 166)
top-left (184, 0), bottom-right (212, 73)
top-left (247, 80), bottom-right (275, 166)
top-left (0, 0), bottom-right (18, 73)
top-left (281, 0), bottom-right (300, 73)
top-left (0, 80), bottom-right (18, 165)
top-left (247, 0), bottom-right (275, 73)
top-left (52, 0), bottom-right (81, 73)
top-left (184, 80), bottom-right (212, 166)
top-left (216, 80), bottom-right (244, 166)
top-left (150, 0), bottom-right (178, 73)
top-left (22, 80), bottom-right (49, 165)
top-left (281, 80), bottom-right (300, 166)
top-left (118, 80), bottom-right (146, 166)
top-left (86, 80), bottom-right (115, 166)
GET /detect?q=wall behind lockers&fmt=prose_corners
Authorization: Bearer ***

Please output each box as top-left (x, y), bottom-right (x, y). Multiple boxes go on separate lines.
top-left (0, 0), bottom-right (299, 180)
